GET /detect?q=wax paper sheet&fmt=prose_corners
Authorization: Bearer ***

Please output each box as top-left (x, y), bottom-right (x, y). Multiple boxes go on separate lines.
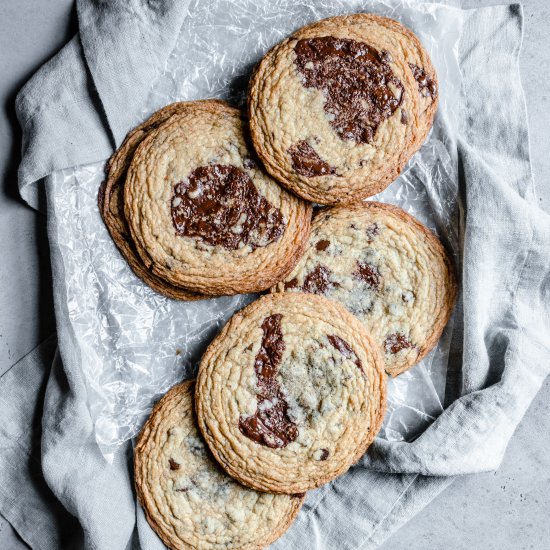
top-left (50, 0), bottom-right (462, 459)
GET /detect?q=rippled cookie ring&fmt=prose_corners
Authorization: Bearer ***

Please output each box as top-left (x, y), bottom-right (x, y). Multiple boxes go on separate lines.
top-left (99, 102), bottom-right (209, 300)
top-left (196, 293), bottom-right (386, 494)
top-left (135, 381), bottom-right (303, 550)
top-left (124, 100), bottom-right (312, 296)
top-left (248, 14), bottom-right (438, 204)
top-left (273, 202), bottom-right (457, 377)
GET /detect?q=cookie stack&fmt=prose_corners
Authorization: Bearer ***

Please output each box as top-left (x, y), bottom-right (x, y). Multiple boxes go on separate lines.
top-left (100, 14), bottom-right (457, 550)
top-left (99, 100), bottom-right (312, 299)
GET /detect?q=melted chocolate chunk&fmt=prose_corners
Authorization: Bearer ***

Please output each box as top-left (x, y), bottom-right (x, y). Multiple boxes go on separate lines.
top-left (319, 449), bottom-right (329, 461)
top-left (384, 332), bottom-right (413, 354)
top-left (239, 314), bottom-right (298, 449)
top-left (316, 239), bottom-right (330, 251)
top-left (408, 63), bottom-right (437, 100)
top-left (169, 459), bottom-right (180, 471)
top-left (327, 334), bottom-right (363, 371)
top-left (353, 262), bottom-right (381, 289)
top-left (171, 164), bottom-right (285, 250)
top-left (284, 277), bottom-right (300, 290)
top-left (302, 264), bottom-right (334, 294)
top-left (289, 140), bottom-right (336, 177)
top-left (294, 37), bottom-right (404, 144)
top-left (401, 110), bottom-right (409, 125)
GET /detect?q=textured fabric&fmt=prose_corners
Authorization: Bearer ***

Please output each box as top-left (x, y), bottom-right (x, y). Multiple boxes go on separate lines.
top-left (1, 2), bottom-right (549, 550)
top-left (0, 336), bottom-right (82, 550)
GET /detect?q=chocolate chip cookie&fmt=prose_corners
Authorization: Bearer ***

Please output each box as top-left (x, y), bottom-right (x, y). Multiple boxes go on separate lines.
top-left (99, 102), bottom-right (209, 300)
top-left (195, 293), bottom-right (386, 494)
top-left (122, 100), bottom-right (312, 296)
top-left (248, 14), bottom-right (438, 204)
top-left (135, 380), bottom-right (304, 549)
top-left (273, 202), bottom-right (457, 377)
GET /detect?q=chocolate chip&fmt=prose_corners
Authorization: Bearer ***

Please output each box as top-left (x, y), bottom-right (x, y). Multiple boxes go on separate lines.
top-left (384, 333), bottom-right (413, 354)
top-left (315, 239), bottom-right (330, 251)
top-left (169, 458), bottom-right (180, 471)
top-left (353, 262), bottom-right (381, 289)
top-left (284, 277), bottom-right (300, 290)
top-left (289, 140), bottom-right (336, 177)
top-left (409, 63), bottom-right (437, 99)
top-left (366, 223), bottom-right (380, 241)
top-left (327, 334), bottom-right (362, 371)
top-left (302, 264), bottom-right (334, 294)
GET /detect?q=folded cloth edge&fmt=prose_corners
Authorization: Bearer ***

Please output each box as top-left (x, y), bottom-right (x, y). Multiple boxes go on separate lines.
top-left (6, 2), bottom-right (550, 550)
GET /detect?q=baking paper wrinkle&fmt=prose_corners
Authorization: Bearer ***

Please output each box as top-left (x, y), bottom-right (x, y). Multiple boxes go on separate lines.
top-left (51, 0), bottom-right (462, 459)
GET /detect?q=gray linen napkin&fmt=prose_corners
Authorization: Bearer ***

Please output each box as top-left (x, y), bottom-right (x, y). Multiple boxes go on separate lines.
top-left (1, 2), bottom-right (549, 549)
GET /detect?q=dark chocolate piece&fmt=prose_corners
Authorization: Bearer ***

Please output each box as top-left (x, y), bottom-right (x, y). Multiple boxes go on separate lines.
top-left (319, 449), bottom-right (329, 461)
top-left (408, 63), bottom-right (437, 99)
top-left (171, 164), bottom-right (285, 250)
top-left (284, 277), bottom-right (300, 290)
top-left (353, 262), bottom-right (381, 289)
top-left (315, 239), bottom-right (330, 251)
top-left (328, 334), bottom-right (363, 371)
top-left (366, 222), bottom-right (380, 241)
top-left (289, 140), bottom-right (337, 177)
top-left (302, 264), bottom-right (334, 295)
top-left (239, 315), bottom-right (298, 449)
top-left (294, 36), bottom-right (404, 144)
top-left (384, 332), bottom-right (413, 354)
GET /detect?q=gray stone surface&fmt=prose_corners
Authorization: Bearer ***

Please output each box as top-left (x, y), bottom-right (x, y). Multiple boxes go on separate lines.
top-left (0, 1), bottom-right (548, 549)
top-left (0, 0), bottom-right (74, 376)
